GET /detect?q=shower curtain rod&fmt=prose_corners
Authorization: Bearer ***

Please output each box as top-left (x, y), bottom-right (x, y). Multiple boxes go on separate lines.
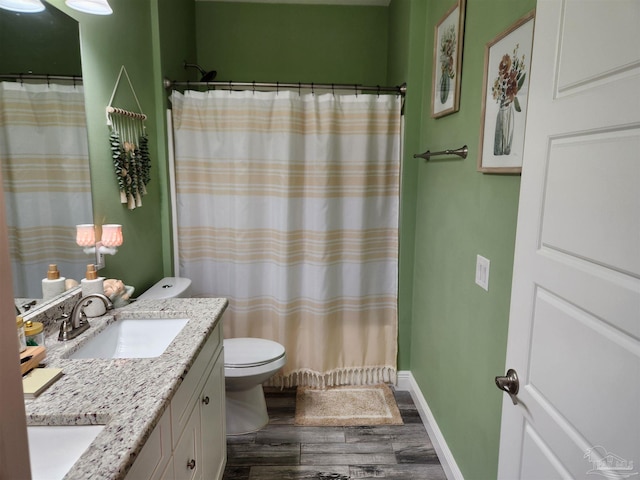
top-left (0, 73), bottom-right (82, 83)
top-left (163, 78), bottom-right (406, 96)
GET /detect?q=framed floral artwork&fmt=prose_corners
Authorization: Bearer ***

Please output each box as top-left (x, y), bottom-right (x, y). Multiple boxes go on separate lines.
top-left (431, 0), bottom-right (466, 118)
top-left (478, 10), bottom-right (535, 173)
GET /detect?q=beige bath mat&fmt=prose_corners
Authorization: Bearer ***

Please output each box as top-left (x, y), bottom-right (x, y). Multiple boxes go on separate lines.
top-left (295, 384), bottom-right (403, 426)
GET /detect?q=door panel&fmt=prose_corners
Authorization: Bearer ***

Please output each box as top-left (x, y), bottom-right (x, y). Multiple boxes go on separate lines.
top-left (557, 1), bottom-right (640, 93)
top-left (521, 425), bottom-right (568, 480)
top-left (497, 0), bottom-right (640, 477)
top-left (541, 130), bottom-right (640, 276)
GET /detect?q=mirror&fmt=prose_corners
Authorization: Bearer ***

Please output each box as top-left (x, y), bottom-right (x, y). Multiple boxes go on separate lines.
top-left (0, 2), bottom-right (94, 306)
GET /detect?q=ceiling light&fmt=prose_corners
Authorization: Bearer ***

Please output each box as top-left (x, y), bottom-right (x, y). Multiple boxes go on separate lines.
top-left (65, 0), bottom-right (112, 15)
top-left (0, 0), bottom-right (45, 13)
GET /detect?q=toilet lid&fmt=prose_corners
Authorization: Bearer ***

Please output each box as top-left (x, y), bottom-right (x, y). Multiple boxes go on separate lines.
top-left (224, 338), bottom-right (286, 368)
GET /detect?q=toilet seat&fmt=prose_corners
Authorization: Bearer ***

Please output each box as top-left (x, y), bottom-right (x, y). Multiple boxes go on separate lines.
top-left (224, 338), bottom-right (286, 368)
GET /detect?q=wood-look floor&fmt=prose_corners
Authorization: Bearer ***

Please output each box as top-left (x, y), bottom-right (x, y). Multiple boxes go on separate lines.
top-left (222, 387), bottom-right (447, 480)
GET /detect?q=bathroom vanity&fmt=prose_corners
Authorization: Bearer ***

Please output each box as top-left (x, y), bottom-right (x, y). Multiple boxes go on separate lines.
top-left (23, 297), bottom-right (228, 480)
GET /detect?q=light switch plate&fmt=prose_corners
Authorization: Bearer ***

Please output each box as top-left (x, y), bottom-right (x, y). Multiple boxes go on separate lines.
top-left (475, 255), bottom-right (490, 291)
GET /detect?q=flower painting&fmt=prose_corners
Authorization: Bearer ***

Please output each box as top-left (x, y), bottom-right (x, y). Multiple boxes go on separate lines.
top-left (491, 44), bottom-right (527, 155)
top-left (431, 0), bottom-right (466, 118)
top-left (439, 25), bottom-right (457, 104)
top-left (478, 12), bottom-right (535, 173)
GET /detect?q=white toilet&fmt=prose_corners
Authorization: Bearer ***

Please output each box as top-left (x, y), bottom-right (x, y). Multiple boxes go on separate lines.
top-left (137, 278), bottom-right (286, 436)
top-left (136, 276), bottom-right (192, 300)
top-left (224, 337), bottom-right (286, 435)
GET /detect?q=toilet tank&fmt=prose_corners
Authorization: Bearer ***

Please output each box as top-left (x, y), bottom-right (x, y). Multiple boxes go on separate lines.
top-left (137, 277), bottom-right (192, 300)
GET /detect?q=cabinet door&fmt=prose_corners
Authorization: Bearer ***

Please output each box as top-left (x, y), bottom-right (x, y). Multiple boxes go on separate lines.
top-left (126, 408), bottom-right (172, 480)
top-left (171, 326), bottom-right (221, 450)
top-left (199, 348), bottom-right (226, 480)
top-left (159, 458), bottom-right (174, 480)
top-left (173, 405), bottom-right (201, 480)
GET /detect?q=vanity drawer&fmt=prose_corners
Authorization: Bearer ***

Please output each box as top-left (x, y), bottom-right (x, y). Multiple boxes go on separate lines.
top-left (170, 322), bottom-right (221, 449)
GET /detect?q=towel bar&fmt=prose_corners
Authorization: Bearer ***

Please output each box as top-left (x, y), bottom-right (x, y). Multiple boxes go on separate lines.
top-left (413, 145), bottom-right (468, 161)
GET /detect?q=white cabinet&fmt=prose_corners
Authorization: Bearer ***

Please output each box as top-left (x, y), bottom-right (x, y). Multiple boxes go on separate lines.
top-left (199, 350), bottom-right (226, 480)
top-left (173, 405), bottom-right (201, 480)
top-left (126, 322), bottom-right (225, 480)
top-left (126, 408), bottom-right (172, 480)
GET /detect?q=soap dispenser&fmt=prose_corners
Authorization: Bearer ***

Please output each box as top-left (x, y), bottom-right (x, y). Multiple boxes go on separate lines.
top-left (81, 264), bottom-right (106, 317)
top-left (42, 264), bottom-right (66, 300)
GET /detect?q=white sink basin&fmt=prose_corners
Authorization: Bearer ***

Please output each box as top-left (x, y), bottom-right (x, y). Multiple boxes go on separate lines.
top-left (69, 318), bottom-right (189, 359)
top-left (28, 425), bottom-right (104, 480)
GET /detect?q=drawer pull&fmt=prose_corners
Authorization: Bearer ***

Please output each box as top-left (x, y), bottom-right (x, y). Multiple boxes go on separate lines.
top-left (187, 459), bottom-right (196, 470)
top-left (202, 396), bottom-right (210, 405)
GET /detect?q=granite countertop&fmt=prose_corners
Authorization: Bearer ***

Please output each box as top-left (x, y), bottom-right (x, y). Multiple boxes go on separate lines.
top-left (24, 297), bottom-right (228, 480)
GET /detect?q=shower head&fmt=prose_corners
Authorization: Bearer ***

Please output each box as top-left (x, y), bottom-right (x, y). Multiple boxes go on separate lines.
top-left (183, 62), bottom-right (217, 82)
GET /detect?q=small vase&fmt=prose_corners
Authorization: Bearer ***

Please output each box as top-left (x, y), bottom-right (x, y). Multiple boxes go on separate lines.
top-left (439, 73), bottom-right (450, 104)
top-left (494, 103), bottom-right (514, 156)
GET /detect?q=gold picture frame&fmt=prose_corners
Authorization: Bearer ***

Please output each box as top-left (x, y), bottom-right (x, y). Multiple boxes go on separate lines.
top-left (478, 10), bottom-right (535, 173)
top-left (431, 0), bottom-right (466, 118)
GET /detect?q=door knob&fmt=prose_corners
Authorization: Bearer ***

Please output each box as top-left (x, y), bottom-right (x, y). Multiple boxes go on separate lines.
top-left (495, 369), bottom-right (519, 405)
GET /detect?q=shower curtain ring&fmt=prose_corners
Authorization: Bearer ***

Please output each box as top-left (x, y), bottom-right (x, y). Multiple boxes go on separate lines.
top-left (229, 80), bottom-right (232, 93)
top-left (377, 85), bottom-right (380, 98)
top-left (331, 83), bottom-right (335, 97)
top-left (252, 81), bottom-right (255, 94)
top-left (298, 82), bottom-right (301, 96)
top-left (276, 81), bottom-right (279, 95)
top-left (311, 82), bottom-right (315, 95)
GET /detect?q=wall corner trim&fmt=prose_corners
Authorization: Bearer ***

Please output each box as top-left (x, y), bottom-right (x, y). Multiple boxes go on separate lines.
top-left (396, 371), bottom-right (465, 480)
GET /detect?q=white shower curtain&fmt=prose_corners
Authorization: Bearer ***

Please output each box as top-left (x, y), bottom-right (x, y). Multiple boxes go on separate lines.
top-left (0, 82), bottom-right (92, 298)
top-left (171, 89), bottom-right (401, 387)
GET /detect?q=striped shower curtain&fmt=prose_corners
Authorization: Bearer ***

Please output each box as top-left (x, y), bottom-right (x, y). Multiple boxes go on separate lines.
top-left (0, 82), bottom-right (92, 298)
top-left (171, 89), bottom-right (401, 387)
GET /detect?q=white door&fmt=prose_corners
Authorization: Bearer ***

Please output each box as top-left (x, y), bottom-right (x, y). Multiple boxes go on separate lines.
top-left (497, 1), bottom-right (640, 478)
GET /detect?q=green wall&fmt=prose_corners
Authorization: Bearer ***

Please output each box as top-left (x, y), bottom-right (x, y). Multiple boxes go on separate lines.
top-left (387, 0), bottom-right (424, 371)
top-left (6, 1), bottom-right (533, 476)
top-left (66, 0), bottom-right (164, 292)
top-left (151, 0), bottom-right (198, 275)
top-left (0, 4), bottom-right (81, 75)
top-left (405, 1), bottom-right (534, 478)
top-left (44, 0), bottom-right (195, 293)
top-left (194, 1), bottom-right (388, 85)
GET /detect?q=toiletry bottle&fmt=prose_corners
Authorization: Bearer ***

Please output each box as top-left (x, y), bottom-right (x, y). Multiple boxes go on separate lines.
top-left (16, 316), bottom-right (27, 353)
top-left (42, 264), bottom-right (66, 300)
top-left (81, 264), bottom-right (106, 317)
top-left (25, 320), bottom-right (45, 347)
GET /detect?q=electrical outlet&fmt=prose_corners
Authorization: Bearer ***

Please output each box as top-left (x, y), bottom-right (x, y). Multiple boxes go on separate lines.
top-left (475, 255), bottom-right (490, 291)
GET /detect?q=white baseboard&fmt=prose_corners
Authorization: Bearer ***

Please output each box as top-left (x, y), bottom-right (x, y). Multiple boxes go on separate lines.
top-left (396, 371), bottom-right (464, 480)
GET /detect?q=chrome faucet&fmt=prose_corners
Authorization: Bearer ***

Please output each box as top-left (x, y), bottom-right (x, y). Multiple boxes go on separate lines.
top-left (58, 293), bottom-right (113, 341)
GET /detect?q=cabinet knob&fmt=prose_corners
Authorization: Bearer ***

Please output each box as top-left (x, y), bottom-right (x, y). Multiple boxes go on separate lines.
top-left (187, 459), bottom-right (196, 470)
top-left (202, 396), bottom-right (210, 405)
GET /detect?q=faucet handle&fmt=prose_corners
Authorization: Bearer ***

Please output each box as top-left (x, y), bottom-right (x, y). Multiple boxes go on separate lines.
top-left (58, 315), bottom-right (72, 341)
top-left (76, 308), bottom-right (89, 326)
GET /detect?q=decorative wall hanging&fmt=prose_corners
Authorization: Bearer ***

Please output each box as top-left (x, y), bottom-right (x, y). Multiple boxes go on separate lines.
top-left (478, 11), bottom-right (535, 173)
top-left (107, 65), bottom-right (150, 209)
top-left (431, 0), bottom-right (466, 118)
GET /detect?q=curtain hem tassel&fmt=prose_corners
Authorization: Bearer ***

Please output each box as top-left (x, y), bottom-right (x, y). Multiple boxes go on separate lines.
top-left (265, 366), bottom-right (397, 389)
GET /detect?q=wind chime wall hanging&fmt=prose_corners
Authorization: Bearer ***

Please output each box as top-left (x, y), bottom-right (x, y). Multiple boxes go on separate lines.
top-left (107, 65), bottom-right (151, 210)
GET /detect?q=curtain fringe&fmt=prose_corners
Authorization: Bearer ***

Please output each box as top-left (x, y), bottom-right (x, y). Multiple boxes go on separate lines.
top-left (265, 366), bottom-right (397, 389)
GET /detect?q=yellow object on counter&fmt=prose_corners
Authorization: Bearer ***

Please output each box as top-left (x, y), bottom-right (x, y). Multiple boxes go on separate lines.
top-left (23, 368), bottom-right (63, 398)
